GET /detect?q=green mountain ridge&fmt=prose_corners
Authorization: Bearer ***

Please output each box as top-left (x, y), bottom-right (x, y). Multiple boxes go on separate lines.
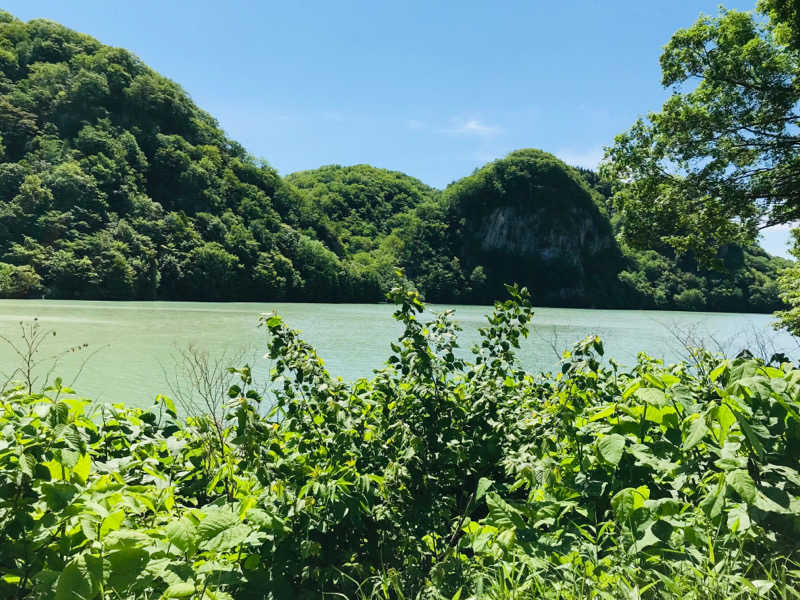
top-left (0, 11), bottom-right (790, 311)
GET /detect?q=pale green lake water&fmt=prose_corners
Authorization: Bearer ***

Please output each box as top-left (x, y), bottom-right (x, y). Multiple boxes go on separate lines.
top-left (0, 300), bottom-right (796, 410)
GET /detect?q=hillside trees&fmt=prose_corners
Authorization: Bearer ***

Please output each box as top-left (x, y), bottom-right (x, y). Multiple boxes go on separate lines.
top-left (288, 152), bottom-right (788, 310)
top-left (0, 11), bottom-right (379, 301)
top-left (0, 9), bottom-right (790, 309)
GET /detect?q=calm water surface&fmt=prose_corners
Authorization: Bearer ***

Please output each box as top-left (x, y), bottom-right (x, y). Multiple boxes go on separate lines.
top-left (0, 300), bottom-right (796, 410)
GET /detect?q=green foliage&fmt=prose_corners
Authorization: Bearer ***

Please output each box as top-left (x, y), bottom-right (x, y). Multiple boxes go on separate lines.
top-left (288, 150), bottom-right (785, 311)
top-left (604, 3), bottom-right (800, 261)
top-left (618, 243), bottom-right (788, 312)
top-left (0, 10), bottom-right (788, 310)
top-left (759, 0), bottom-right (800, 50)
top-left (602, 0), bottom-right (800, 327)
top-left (2, 286), bottom-right (799, 598)
top-left (0, 13), bottom-right (376, 302)
top-left (0, 261), bottom-right (41, 297)
top-left (404, 149), bottom-right (625, 306)
top-left (775, 229), bottom-right (800, 335)
top-left (286, 164), bottom-right (435, 254)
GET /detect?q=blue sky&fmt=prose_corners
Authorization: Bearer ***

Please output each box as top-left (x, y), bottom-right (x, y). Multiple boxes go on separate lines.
top-left (4, 0), bottom-right (793, 257)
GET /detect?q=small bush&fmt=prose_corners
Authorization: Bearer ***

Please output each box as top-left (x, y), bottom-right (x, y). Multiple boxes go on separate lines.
top-left (674, 287), bottom-right (706, 310)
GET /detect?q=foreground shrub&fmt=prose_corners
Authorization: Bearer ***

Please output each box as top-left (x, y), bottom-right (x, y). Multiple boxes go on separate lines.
top-left (1, 283), bottom-right (799, 599)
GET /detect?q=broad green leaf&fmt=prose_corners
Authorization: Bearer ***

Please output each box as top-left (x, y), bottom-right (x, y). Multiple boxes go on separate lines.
top-left (164, 582), bottom-right (196, 598)
top-left (156, 394), bottom-right (178, 418)
top-left (727, 506), bottom-right (751, 533)
top-left (727, 470), bottom-right (757, 504)
top-left (55, 555), bottom-right (100, 600)
top-left (72, 452), bottom-right (91, 484)
top-left (754, 488), bottom-right (792, 514)
top-left (622, 380), bottom-right (641, 400)
top-left (699, 475), bottom-right (726, 520)
top-left (107, 547), bottom-right (149, 590)
top-left (55, 560), bottom-right (91, 600)
top-left (709, 362), bottom-right (728, 382)
top-left (165, 517), bottom-right (198, 555)
top-left (80, 514), bottom-right (100, 541)
top-left (104, 529), bottom-right (150, 548)
top-left (496, 527), bottom-right (516, 548)
top-left (611, 490), bottom-right (633, 520)
top-left (715, 457), bottom-right (747, 471)
top-left (41, 482), bottom-right (77, 511)
top-left (632, 519), bottom-right (672, 553)
top-left (636, 387), bottom-right (668, 407)
top-left (100, 509), bottom-right (125, 538)
top-left (589, 404), bottom-right (616, 422)
top-left (61, 448), bottom-right (80, 469)
top-left (475, 477), bottom-right (493, 501)
top-left (197, 507), bottom-right (239, 541)
top-left (485, 493), bottom-right (526, 530)
top-left (611, 486), bottom-right (649, 520)
top-left (733, 411), bottom-right (769, 459)
top-left (42, 459), bottom-right (64, 481)
top-left (682, 415), bottom-right (709, 451)
top-left (204, 524), bottom-right (251, 551)
top-left (643, 404), bottom-right (664, 424)
top-left (598, 433), bottom-right (626, 466)
top-left (659, 373), bottom-right (680, 387)
top-left (629, 444), bottom-right (678, 474)
top-left (19, 452), bottom-right (36, 478)
top-left (715, 404), bottom-right (736, 446)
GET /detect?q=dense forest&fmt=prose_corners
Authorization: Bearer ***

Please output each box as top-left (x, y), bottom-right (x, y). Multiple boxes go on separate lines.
top-left (290, 153), bottom-right (788, 310)
top-left (0, 11), bottom-right (379, 302)
top-left (0, 10), bottom-right (791, 311)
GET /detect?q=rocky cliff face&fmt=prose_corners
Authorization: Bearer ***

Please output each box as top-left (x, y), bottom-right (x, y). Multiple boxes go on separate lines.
top-left (478, 205), bottom-right (612, 260)
top-left (442, 149), bottom-right (625, 306)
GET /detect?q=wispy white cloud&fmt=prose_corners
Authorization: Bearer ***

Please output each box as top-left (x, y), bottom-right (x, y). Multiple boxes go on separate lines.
top-left (555, 147), bottom-right (606, 170)
top-left (442, 118), bottom-right (503, 136)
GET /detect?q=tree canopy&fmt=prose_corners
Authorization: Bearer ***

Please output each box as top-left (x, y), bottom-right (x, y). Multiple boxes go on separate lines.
top-left (0, 11), bottom-right (378, 301)
top-left (603, 1), bottom-right (800, 328)
top-left (604, 3), bottom-right (800, 260)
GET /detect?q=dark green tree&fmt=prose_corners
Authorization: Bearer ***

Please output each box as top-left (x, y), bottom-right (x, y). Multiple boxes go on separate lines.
top-left (604, 4), bottom-right (800, 259)
top-left (604, 1), bottom-right (800, 327)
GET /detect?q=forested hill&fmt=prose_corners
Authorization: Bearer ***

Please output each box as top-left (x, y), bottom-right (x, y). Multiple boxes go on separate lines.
top-left (289, 151), bottom-right (789, 311)
top-left (0, 11), bottom-right (381, 301)
top-left (0, 12), bottom-right (790, 311)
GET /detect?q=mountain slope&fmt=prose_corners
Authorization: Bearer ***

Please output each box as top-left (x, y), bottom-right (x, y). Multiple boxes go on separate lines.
top-left (286, 164), bottom-right (435, 254)
top-left (0, 11), bottom-right (378, 301)
top-left (439, 149), bottom-right (624, 305)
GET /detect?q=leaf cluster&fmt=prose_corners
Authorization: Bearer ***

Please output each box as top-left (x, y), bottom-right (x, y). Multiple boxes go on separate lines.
top-left (1, 285), bottom-right (799, 598)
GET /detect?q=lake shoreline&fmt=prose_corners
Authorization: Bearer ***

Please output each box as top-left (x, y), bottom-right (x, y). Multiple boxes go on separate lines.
top-left (0, 301), bottom-right (793, 410)
top-left (0, 297), bottom-right (779, 317)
